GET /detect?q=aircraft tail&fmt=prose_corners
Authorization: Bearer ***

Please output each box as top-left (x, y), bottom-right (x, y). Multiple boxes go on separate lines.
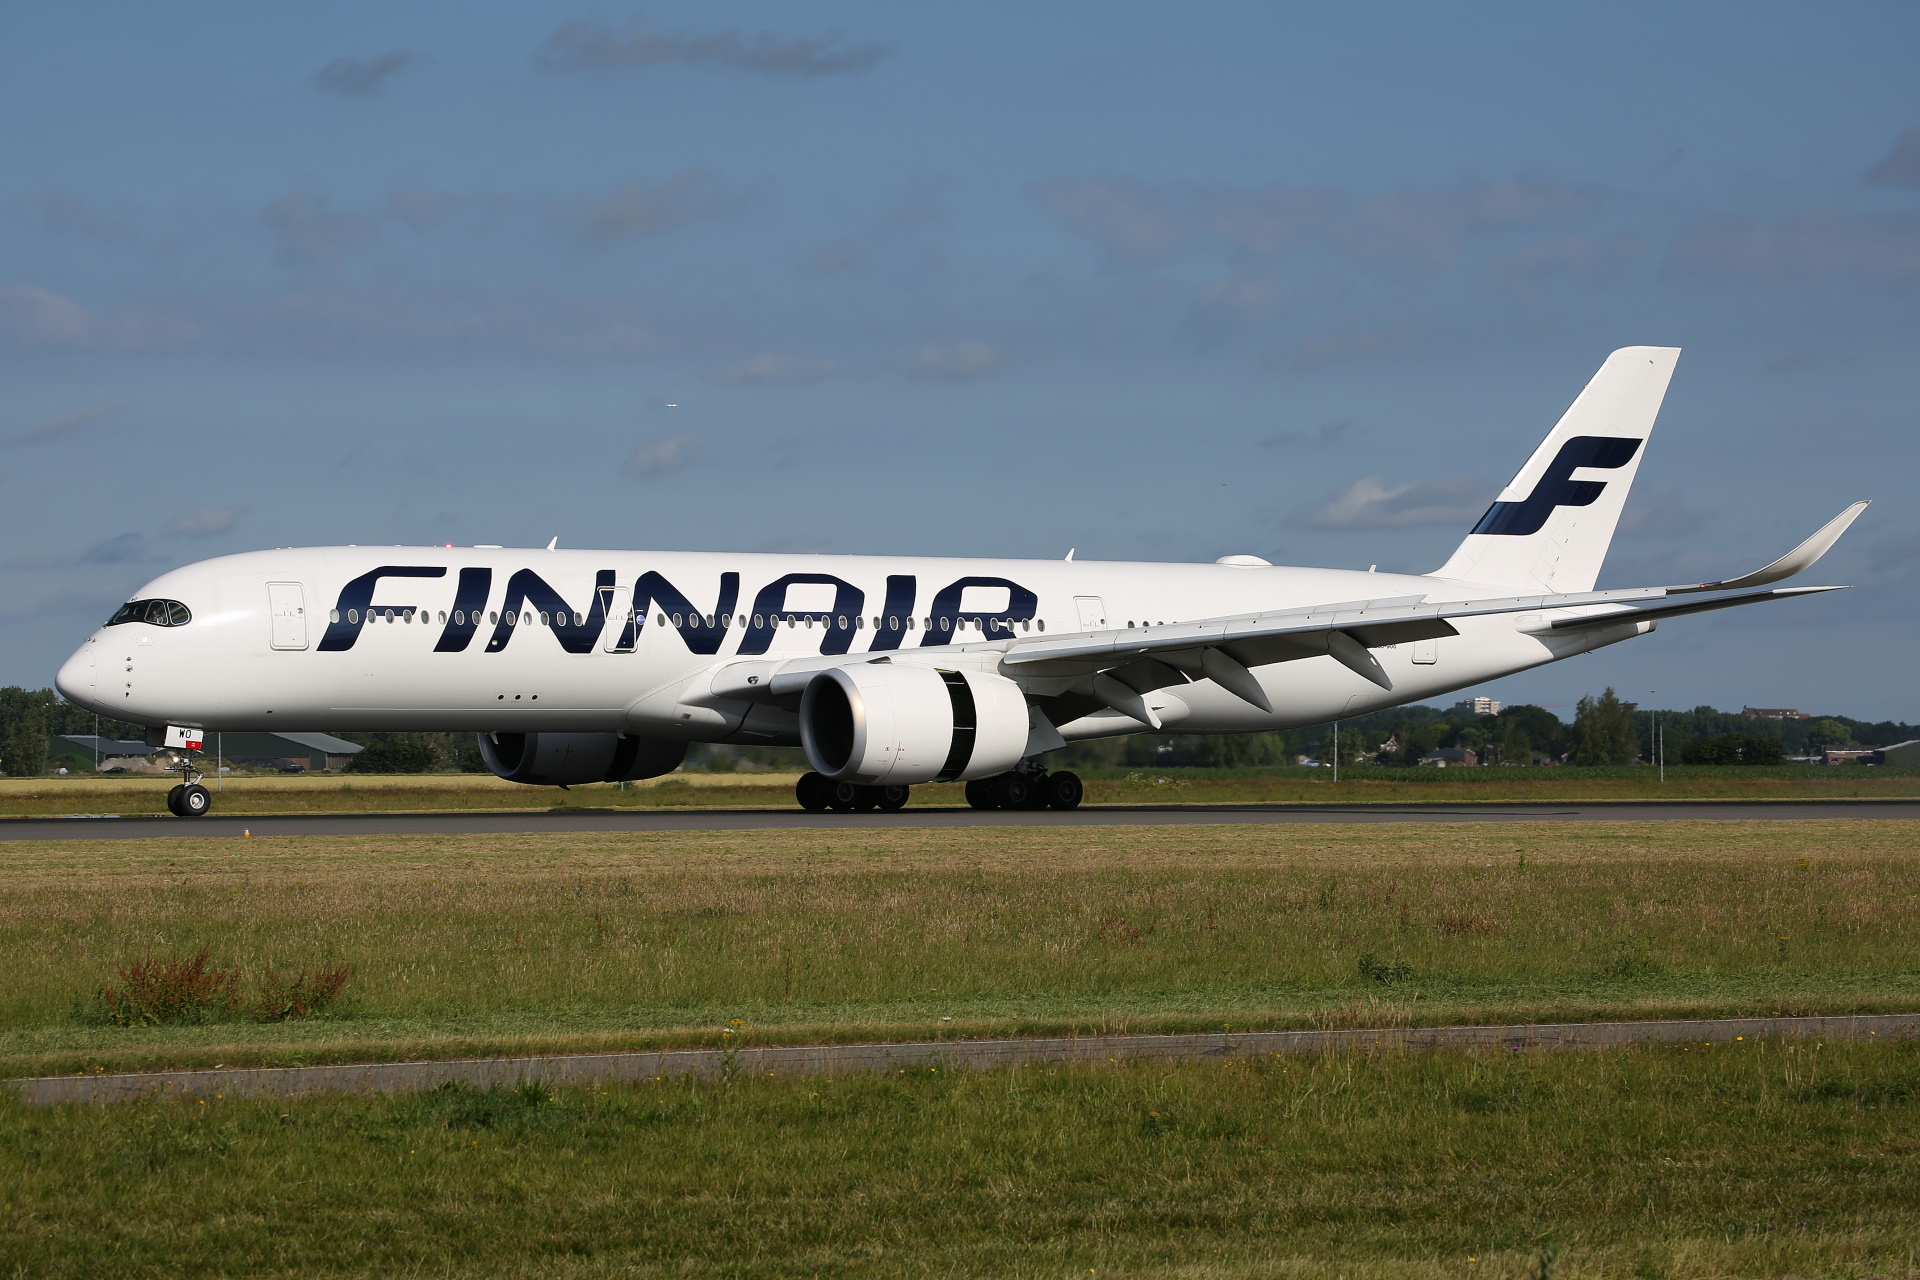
top-left (1432, 345), bottom-right (1680, 592)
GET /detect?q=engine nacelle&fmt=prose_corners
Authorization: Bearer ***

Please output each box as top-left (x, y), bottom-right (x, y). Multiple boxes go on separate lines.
top-left (477, 732), bottom-right (687, 786)
top-left (799, 662), bottom-right (1030, 785)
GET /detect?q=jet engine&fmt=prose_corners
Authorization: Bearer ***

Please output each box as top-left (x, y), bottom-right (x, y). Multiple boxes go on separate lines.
top-left (477, 732), bottom-right (687, 786)
top-left (799, 663), bottom-right (1030, 785)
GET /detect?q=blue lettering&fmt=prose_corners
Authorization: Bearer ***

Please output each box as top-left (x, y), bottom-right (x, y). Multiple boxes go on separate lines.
top-left (319, 566), bottom-right (447, 652)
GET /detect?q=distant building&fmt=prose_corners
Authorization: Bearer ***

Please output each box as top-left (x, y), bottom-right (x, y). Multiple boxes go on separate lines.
top-left (212, 731), bottom-right (363, 771)
top-left (1875, 741), bottom-right (1920, 767)
top-left (1744, 707), bottom-right (1811, 721)
top-left (1419, 747), bottom-right (1479, 767)
top-left (1453, 697), bottom-right (1502, 716)
top-left (1824, 748), bottom-right (1878, 765)
top-left (56, 736), bottom-right (153, 771)
top-left (59, 731), bottom-right (362, 772)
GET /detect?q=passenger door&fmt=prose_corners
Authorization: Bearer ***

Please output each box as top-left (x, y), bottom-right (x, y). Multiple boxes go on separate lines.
top-left (267, 582), bottom-right (308, 650)
top-left (1074, 596), bottom-right (1106, 631)
top-left (602, 584), bottom-right (635, 652)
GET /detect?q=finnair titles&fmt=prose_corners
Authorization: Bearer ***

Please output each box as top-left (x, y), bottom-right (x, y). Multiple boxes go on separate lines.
top-left (57, 347), bottom-right (1867, 817)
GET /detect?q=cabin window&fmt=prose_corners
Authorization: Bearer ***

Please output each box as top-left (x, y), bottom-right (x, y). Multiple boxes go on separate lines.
top-left (887, 616), bottom-right (898, 630)
top-left (837, 615), bottom-right (847, 629)
top-left (720, 614), bottom-right (731, 627)
top-left (329, 610), bottom-right (340, 624)
top-left (572, 611), bottom-right (583, 626)
top-left (753, 614), bottom-right (764, 628)
top-left (672, 613), bottom-right (683, 627)
top-left (1038, 619), bottom-right (1045, 631)
top-left (940, 617), bottom-right (951, 631)
top-left (704, 614), bottom-right (714, 627)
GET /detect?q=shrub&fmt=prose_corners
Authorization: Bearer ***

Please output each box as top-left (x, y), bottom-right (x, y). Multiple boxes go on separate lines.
top-left (346, 739), bottom-right (438, 774)
top-left (100, 951), bottom-right (347, 1025)
top-left (250, 962), bottom-right (350, 1021)
top-left (100, 949), bottom-right (243, 1025)
top-left (1358, 952), bottom-right (1415, 984)
top-left (1682, 734), bottom-right (1786, 766)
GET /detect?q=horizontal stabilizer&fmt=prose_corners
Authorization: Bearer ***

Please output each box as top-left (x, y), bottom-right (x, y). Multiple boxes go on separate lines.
top-left (1676, 501), bottom-right (1870, 593)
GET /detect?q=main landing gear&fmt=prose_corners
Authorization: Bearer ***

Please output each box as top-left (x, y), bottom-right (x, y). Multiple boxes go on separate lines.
top-left (965, 769), bottom-right (1082, 811)
top-left (794, 768), bottom-right (1083, 813)
top-left (796, 773), bottom-right (911, 813)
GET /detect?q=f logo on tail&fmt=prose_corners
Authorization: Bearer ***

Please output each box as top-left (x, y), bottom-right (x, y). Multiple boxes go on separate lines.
top-left (1470, 435), bottom-right (1642, 537)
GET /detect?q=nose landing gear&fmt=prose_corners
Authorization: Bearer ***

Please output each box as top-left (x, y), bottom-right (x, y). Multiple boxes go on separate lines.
top-left (167, 782), bottom-right (211, 817)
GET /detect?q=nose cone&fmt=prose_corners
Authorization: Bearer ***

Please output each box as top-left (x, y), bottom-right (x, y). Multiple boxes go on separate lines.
top-left (55, 640), bottom-right (98, 710)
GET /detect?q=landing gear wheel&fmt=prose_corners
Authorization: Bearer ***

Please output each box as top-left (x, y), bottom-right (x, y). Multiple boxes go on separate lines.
top-left (1045, 770), bottom-right (1084, 810)
top-left (179, 784), bottom-right (211, 817)
top-left (875, 784), bottom-right (909, 811)
top-left (992, 773), bottom-right (1032, 809)
top-left (796, 772), bottom-right (832, 812)
top-left (850, 785), bottom-right (883, 812)
top-left (166, 784), bottom-right (186, 816)
top-left (828, 779), bottom-right (863, 812)
top-left (964, 780), bottom-right (997, 810)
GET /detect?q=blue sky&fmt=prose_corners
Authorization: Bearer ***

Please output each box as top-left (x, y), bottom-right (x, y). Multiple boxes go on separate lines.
top-left (3, 2), bottom-right (1915, 719)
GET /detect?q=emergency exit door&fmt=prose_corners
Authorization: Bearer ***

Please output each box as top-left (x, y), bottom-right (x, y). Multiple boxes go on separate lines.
top-left (1074, 596), bottom-right (1106, 631)
top-left (267, 583), bottom-right (308, 650)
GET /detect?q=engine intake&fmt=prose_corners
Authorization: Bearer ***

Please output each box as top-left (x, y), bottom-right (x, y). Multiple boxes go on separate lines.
top-left (799, 663), bottom-right (1029, 785)
top-left (477, 732), bottom-right (687, 786)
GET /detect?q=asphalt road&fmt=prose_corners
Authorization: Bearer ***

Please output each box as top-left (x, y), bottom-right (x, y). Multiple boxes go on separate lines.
top-left (3, 799), bottom-right (1915, 840)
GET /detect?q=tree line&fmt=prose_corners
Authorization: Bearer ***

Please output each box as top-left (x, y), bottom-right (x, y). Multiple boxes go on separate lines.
top-left (1, 683), bottom-right (1913, 777)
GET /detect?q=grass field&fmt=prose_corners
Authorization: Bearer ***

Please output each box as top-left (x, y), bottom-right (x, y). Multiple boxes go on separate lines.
top-left (8, 817), bottom-right (1920, 1276)
top-left (2, 763), bottom-right (1915, 816)
top-left (6, 1040), bottom-right (1920, 1276)
top-left (5, 820), bottom-right (1919, 1078)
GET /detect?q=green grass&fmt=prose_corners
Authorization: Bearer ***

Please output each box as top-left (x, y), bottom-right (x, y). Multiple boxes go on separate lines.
top-left (1, 763), bottom-right (1915, 816)
top-left (6, 1040), bottom-right (1920, 1276)
top-left (5, 820), bottom-right (1919, 1077)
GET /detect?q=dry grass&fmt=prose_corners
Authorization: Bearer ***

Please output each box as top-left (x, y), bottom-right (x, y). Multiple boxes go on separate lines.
top-left (2, 767), bottom-right (1913, 816)
top-left (2, 819), bottom-right (1918, 1076)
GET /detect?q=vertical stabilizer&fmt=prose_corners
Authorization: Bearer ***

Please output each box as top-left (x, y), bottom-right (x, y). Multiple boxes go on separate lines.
top-left (1433, 346), bottom-right (1680, 592)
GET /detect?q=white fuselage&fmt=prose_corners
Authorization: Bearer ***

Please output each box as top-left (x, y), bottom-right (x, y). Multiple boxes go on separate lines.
top-left (54, 545), bottom-right (1644, 745)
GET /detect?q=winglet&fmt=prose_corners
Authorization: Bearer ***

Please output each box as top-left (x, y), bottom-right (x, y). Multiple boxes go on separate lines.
top-left (1682, 501), bottom-right (1869, 593)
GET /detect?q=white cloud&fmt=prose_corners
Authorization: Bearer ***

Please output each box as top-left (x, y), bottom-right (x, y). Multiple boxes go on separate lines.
top-left (1287, 475), bottom-right (1487, 529)
top-left (4, 402), bottom-right (121, 447)
top-left (0, 285), bottom-right (196, 351)
top-left (314, 50), bottom-right (420, 95)
top-left (535, 17), bottom-right (892, 76)
top-left (261, 190), bottom-right (376, 264)
top-left (908, 340), bottom-right (1002, 380)
top-left (722, 354), bottom-right (834, 385)
top-left (163, 506), bottom-right (244, 537)
top-left (21, 193), bottom-right (135, 241)
top-left (1665, 211), bottom-right (1920, 291)
top-left (563, 171), bottom-right (741, 244)
top-left (623, 433), bottom-right (703, 477)
top-left (1616, 490), bottom-right (1706, 538)
top-left (1867, 127), bottom-right (1920, 187)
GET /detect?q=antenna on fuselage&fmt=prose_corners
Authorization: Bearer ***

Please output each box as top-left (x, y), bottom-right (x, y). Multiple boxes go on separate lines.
top-left (1064, 548), bottom-right (1075, 561)
top-left (546, 536), bottom-right (559, 551)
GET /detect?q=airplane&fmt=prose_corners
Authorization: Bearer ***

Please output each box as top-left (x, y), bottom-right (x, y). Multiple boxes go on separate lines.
top-left (54, 346), bottom-right (1867, 818)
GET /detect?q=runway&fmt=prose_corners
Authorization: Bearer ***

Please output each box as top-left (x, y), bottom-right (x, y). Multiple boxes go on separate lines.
top-left (3, 799), bottom-right (1915, 840)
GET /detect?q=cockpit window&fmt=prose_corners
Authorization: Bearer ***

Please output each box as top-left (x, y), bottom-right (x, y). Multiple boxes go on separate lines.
top-left (107, 599), bottom-right (192, 627)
